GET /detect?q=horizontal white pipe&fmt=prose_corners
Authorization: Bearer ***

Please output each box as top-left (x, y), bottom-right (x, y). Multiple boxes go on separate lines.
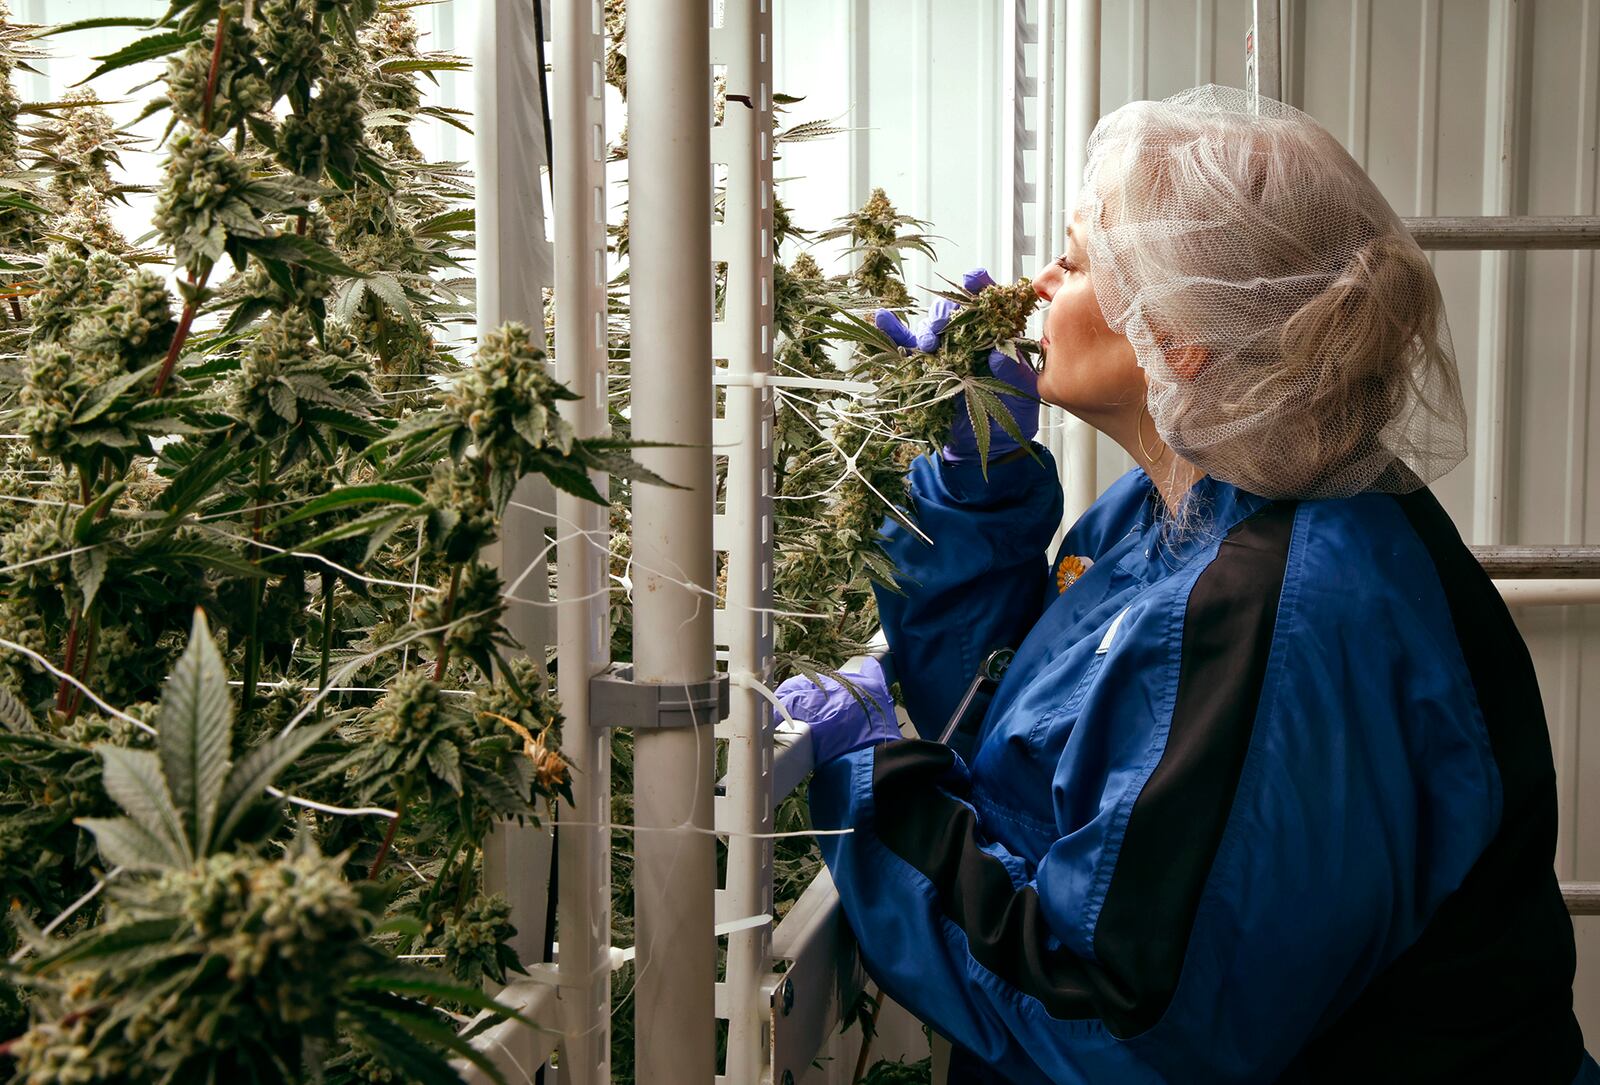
top-left (452, 981), bottom-right (561, 1085)
top-left (1497, 579), bottom-right (1600, 607)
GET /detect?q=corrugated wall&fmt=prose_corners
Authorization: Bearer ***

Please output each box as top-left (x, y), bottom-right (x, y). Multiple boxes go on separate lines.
top-left (775, 0), bottom-right (1600, 1051)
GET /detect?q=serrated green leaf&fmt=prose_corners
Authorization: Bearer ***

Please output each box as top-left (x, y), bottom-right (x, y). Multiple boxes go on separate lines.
top-left (213, 723), bottom-right (333, 847)
top-left (39, 16), bottom-right (156, 35)
top-left (242, 233), bottom-right (363, 278)
top-left (27, 916), bottom-right (182, 974)
top-left (0, 684), bottom-right (34, 732)
top-left (74, 481), bottom-right (127, 541)
top-left (346, 974), bottom-right (534, 1027)
top-left (71, 545), bottom-right (107, 608)
top-left (295, 506), bottom-right (417, 550)
top-left (425, 740), bottom-right (461, 794)
top-left (276, 484), bottom-right (428, 528)
top-left (964, 388), bottom-right (991, 478)
top-left (342, 1005), bottom-right (478, 1085)
top-left (76, 29), bottom-right (200, 85)
top-left (96, 747), bottom-right (189, 862)
top-left (158, 610), bottom-right (233, 855)
top-left (76, 816), bottom-right (185, 872)
top-left (365, 273), bottom-right (412, 324)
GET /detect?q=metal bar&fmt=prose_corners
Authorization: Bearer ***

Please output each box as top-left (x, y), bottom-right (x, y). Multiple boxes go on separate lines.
top-left (473, 3), bottom-right (557, 1077)
top-left (1563, 883), bottom-right (1600, 916)
top-left (551, 0), bottom-right (613, 1080)
top-left (712, 0), bottom-right (777, 1079)
top-left (1058, 0), bottom-right (1101, 531)
top-left (1495, 580), bottom-right (1600, 607)
top-left (626, 0), bottom-right (718, 1078)
top-left (1472, 546), bottom-right (1600, 578)
top-left (998, 0), bottom-right (1028, 281)
top-left (1251, 0), bottom-right (1282, 103)
top-left (1471, 0), bottom-right (1522, 546)
top-left (1404, 215), bottom-right (1600, 250)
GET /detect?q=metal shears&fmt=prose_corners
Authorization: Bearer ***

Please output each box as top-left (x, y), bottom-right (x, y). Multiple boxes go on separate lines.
top-left (937, 647), bottom-right (1015, 744)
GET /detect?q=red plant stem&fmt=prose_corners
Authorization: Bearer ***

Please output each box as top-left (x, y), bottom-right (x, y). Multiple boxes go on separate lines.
top-left (153, 10), bottom-right (229, 399)
top-left (66, 613), bottom-right (99, 722)
top-left (366, 777), bottom-right (412, 880)
top-left (54, 609), bottom-right (80, 715)
top-left (152, 272), bottom-right (207, 398)
top-left (7, 296), bottom-right (20, 322)
top-left (200, 9), bottom-right (228, 133)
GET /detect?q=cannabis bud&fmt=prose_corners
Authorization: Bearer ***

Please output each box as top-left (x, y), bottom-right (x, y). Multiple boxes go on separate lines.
top-left (165, 17), bottom-right (271, 132)
top-left (153, 130), bottom-right (263, 269)
top-left (276, 77), bottom-right (364, 180)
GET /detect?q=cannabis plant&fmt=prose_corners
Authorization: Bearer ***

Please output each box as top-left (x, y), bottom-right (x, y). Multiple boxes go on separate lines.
top-left (5, 614), bottom-right (524, 1085)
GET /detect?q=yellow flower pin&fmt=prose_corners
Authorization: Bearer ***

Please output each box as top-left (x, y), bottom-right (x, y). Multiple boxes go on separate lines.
top-left (1057, 554), bottom-right (1093, 594)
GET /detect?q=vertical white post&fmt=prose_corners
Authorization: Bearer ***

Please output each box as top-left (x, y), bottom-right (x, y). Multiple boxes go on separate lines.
top-left (998, 0), bottom-right (1035, 282)
top-left (552, 0), bottom-right (613, 1081)
top-left (627, 1), bottom-right (718, 1080)
top-left (1473, 0), bottom-right (1522, 545)
top-left (474, 0), bottom-right (556, 1053)
top-left (712, 1), bottom-right (776, 1081)
top-left (1250, 0), bottom-right (1282, 102)
top-left (1058, 0), bottom-right (1101, 527)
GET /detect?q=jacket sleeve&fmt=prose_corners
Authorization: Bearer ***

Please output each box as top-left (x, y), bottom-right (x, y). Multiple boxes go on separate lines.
top-left (872, 448), bottom-right (1062, 736)
top-left (812, 503), bottom-right (1504, 1084)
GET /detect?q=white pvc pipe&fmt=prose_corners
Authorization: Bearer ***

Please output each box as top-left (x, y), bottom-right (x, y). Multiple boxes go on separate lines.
top-left (552, 1), bottom-right (613, 1082)
top-left (473, 4), bottom-right (555, 1077)
top-left (1059, 0), bottom-right (1101, 529)
top-left (1497, 579), bottom-right (1600, 607)
top-left (713, 1), bottom-right (777, 1081)
top-left (626, 1), bottom-right (718, 1079)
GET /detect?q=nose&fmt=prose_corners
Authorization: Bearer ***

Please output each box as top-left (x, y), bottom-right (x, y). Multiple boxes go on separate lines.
top-left (1033, 261), bottom-right (1063, 302)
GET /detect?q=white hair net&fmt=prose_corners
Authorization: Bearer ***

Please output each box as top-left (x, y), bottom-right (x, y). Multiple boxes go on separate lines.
top-left (1077, 84), bottom-right (1467, 500)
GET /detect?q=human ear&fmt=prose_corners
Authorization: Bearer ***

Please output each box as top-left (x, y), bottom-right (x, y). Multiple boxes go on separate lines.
top-left (1167, 344), bottom-right (1210, 380)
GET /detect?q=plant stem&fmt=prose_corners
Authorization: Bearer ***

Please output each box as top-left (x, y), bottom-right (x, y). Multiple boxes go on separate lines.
top-left (452, 846), bottom-right (476, 919)
top-left (153, 9), bottom-right (229, 399)
top-left (65, 609), bottom-right (99, 723)
top-left (200, 8), bottom-right (228, 133)
top-left (367, 775), bottom-right (412, 880)
top-left (152, 270), bottom-right (210, 398)
top-left (851, 987), bottom-right (886, 1084)
top-left (53, 607), bottom-right (80, 715)
top-left (315, 570), bottom-right (335, 719)
top-left (432, 563), bottom-right (462, 682)
top-left (241, 448), bottom-right (270, 710)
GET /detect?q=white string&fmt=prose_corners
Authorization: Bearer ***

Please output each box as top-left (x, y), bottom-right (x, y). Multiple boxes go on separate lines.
top-left (264, 786), bottom-right (397, 819)
top-left (7, 866), bottom-right (122, 964)
top-left (774, 385), bottom-right (934, 546)
top-left (195, 522), bottom-right (440, 594)
top-left (0, 635), bottom-right (154, 733)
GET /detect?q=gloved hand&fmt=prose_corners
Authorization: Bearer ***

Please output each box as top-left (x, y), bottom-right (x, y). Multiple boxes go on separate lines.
top-left (773, 656), bottom-right (900, 765)
top-left (873, 267), bottom-right (1041, 463)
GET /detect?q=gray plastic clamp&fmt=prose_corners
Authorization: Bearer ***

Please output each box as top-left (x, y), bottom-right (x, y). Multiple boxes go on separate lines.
top-left (589, 664), bottom-right (729, 730)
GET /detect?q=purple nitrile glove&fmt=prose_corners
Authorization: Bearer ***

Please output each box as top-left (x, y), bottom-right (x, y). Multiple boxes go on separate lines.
top-left (873, 267), bottom-right (1040, 464)
top-left (772, 656), bottom-right (900, 766)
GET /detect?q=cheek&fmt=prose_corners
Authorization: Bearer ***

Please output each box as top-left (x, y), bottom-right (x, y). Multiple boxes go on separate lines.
top-left (1037, 282), bottom-right (1144, 409)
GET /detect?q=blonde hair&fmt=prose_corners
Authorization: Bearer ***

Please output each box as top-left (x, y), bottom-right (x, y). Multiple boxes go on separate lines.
top-left (1079, 85), bottom-right (1467, 500)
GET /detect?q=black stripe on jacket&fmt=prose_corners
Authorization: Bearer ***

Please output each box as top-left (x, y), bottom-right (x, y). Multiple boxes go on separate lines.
top-left (1284, 490), bottom-right (1583, 1084)
top-left (872, 501), bottom-right (1297, 1038)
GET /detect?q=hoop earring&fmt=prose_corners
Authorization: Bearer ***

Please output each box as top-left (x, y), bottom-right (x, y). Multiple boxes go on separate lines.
top-left (1137, 404), bottom-right (1167, 467)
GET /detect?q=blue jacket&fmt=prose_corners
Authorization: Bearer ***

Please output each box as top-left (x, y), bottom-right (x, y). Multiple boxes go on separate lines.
top-left (811, 450), bottom-right (1590, 1083)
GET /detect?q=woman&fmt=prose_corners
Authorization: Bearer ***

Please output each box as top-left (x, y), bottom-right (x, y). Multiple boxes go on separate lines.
top-left (781, 86), bottom-right (1598, 1083)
